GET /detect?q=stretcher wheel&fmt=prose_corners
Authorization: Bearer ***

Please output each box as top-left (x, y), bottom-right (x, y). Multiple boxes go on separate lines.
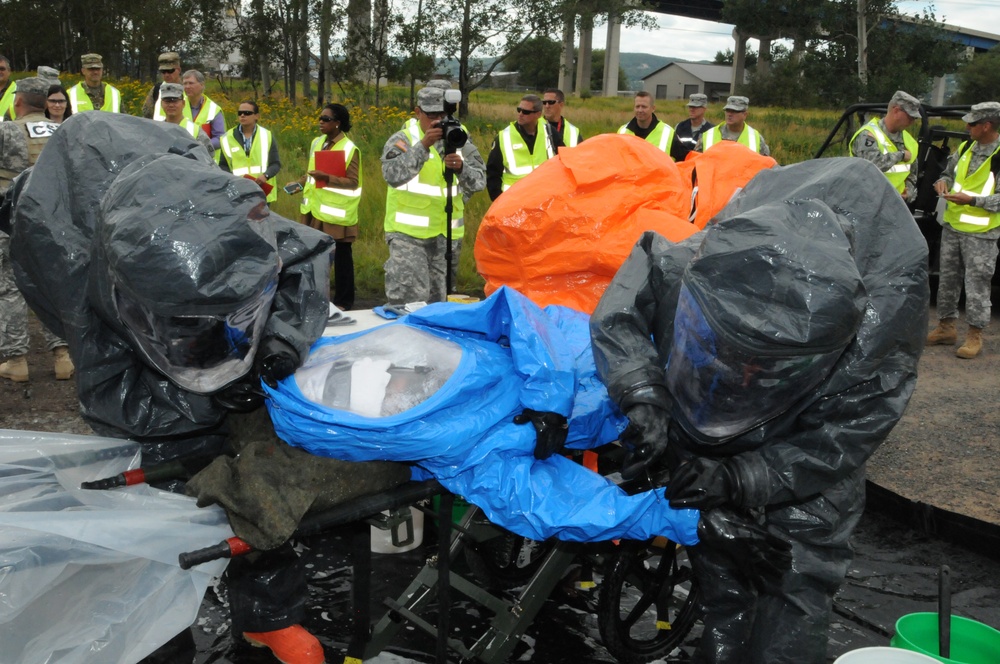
top-left (597, 539), bottom-right (700, 663)
top-left (463, 529), bottom-right (555, 590)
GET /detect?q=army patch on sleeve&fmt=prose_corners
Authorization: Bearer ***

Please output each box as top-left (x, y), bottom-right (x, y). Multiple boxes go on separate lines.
top-left (394, 140), bottom-right (408, 152)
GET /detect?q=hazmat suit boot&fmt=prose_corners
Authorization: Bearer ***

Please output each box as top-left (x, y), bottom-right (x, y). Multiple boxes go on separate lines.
top-left (0, 356), bottom-right (29, 382)
top-left (53, 347), bottom-right (74, 380)
top-left (926, 318), bottom-right (957, 345)
top-left (243, 625), bottom-right (325, 664)
top-left (956, 326), bottom-right (983, 359)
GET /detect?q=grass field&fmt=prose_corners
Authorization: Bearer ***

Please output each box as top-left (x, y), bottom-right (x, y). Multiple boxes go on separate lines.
top-left (43, 74), bottom-right (881, 300)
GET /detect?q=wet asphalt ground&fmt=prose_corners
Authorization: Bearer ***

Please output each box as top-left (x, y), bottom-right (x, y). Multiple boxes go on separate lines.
top-left (188, 501), bottom-right (1000, 664)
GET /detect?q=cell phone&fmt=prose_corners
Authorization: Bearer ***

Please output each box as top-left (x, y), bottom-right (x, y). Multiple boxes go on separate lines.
top-left (283, 182), bottom-right (303, 195)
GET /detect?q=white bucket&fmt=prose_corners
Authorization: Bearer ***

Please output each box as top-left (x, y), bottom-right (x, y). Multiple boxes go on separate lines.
top-left (370, 507), bottom-right (424, 554)
top-left (833, 647), bottom-right (942, 663)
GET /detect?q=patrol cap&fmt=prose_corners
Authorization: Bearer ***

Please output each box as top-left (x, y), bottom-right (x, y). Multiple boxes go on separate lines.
top-left (37, 66), bottom-right (60, 80)
top-left (417, 86), bottom-right (444, 113)
top-left (81, 53), bottom-right (103, 69)
top-left (890, 90), bottom-right (921, 119)
top-left (687, 93), bottom-right (708, 108)
top-left (425, 79), bottom-right (452, 91)
top-left (961, 101), bottom-right (1000, 125)
top-left (723, 95), bottom-right (749, 112)
top-left (158, 52), bottom-right (181, 68)
top-left (160, 82), bottom-right (184, 100)
top-left (14, 77), bottom-right (49, 97)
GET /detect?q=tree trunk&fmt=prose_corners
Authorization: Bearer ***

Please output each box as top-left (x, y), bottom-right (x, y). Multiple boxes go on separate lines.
top-left (299, 0), bottom-right (311, 103)
top-left (318, 0), bottom-right (332, 104)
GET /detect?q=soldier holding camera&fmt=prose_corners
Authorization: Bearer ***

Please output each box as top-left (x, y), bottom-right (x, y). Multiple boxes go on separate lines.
top-left (380, 82), bottom-right (486, 305)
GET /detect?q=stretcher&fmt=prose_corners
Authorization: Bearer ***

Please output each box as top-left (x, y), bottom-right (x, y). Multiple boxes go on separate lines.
top-left (166, 447), bottom-right (701, 664)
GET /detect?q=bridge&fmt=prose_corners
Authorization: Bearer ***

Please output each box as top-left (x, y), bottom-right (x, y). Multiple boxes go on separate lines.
top-left (561, 1), bottom-right (999, 101)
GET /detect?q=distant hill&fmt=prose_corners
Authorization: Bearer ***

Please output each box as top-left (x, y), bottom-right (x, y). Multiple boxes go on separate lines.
top-left (435, 52), bottom-right (714, 91)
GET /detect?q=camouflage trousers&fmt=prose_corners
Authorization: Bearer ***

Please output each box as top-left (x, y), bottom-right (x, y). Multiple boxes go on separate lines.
top-left (936, 225), bottom-right (1000, 329)
top-left (0, 234), bottom-right (64, 357)
top-left (384, 232), bottom-right (462, 305)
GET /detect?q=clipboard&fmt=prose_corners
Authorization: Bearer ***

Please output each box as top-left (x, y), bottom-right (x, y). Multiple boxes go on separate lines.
top-left (243, 174), bottom-right (273, 195)
top-left (314, 150), bottom-right (346, 187)
top-left (201, 123), bottom-right (212, 138)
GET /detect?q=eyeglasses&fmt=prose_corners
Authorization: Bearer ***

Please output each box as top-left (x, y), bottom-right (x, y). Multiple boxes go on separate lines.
top-left (47, 98), bottom-right (67, 104)
top-left (541, 100), bottom-right (559, 106)
top-left (318, 115), bottom-right (334, 122)
top-left (159, 68), bottom-right (177, 74)
top-left (515, 107), bottom-right (539, 114)
top-left (967, 120), bottom-right (983, 127)
top-left (237, 110), bottom-right (256, 116)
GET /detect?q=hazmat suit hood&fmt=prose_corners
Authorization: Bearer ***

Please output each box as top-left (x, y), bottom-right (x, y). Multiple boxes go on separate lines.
top-left (93, 155), bottom-right (280, 393)
top-left (667, 200), bottom-right (866, 442)
top-left (9, 113), bottom-right (332, 460)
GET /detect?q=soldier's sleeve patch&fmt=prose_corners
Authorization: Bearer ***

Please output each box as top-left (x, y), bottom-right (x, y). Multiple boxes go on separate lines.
top-left (864, 135), bottom-right (875, 148)
top-left (394, 140), bottom-right (408, 152)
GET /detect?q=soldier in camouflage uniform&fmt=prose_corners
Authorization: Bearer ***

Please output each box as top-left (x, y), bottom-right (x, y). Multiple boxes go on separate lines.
top-left (850, 90), bottom-right (920, 202)
top-left (0, 76), bottom-right (73, 382)
top-left (380, 83), bottom-right (486, 304)
top-left (697, 95), bottom-right (771, 156)
top-left (927, 101), bottom-right (1000, 358)
top-left (67, 53), bottom-right (122, 114)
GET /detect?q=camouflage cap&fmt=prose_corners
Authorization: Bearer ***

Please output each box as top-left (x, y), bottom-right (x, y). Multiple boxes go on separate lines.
top-left (687, 93), bottom-right (708, 108)
top-left (961, 101), bottom-right (1000, 125)
top-left (81, 53), bottom-right (103, 69)
top-left (890, 90), bottom-right (921, 119)
top-left (425, 79), bottom-right (452, 91)
top-left (158, 52), bottom-right (181, 68)
top-left (160, 82), bottom-right (184, 100)
top-left (14, 77), bottom-right (49, 97)
top-left (417, 86), bottom-right (445, 113)
top-left (723, 95), bottom-right (749, 112)
top-left (37, 66), bottom-right (60, 80)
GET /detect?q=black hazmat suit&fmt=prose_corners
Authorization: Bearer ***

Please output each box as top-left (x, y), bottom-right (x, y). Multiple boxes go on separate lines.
top-left (590, 158), bottom-right (928, 664)
top-left (6, 113), bottom-right (407, 640)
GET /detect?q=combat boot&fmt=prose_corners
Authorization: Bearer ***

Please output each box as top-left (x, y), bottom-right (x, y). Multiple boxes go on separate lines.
top-left (0, 356), bottom-right (30, 382)
top-left (926, 318), bottom-right (957, 345)
top-left (956, 326), bottom-right (983, 359)
top-left (243, 625), bottom-right (325, 664)
top-left (53, 346), bottom-right (75, 380)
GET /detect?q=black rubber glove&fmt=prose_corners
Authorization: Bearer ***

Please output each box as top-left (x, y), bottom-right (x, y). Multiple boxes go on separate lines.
top-left (666, 456), bottom-right (740, 510)
top-left (619, 403), bottom-right (671, 480)
top-left (696, 508), bottom-right (793, 588)
top-left (212, 379), bottom-right (266, 413)
top-left (513, 409), bottom-right (569, 460)
top-left (255, 337), bottom-right (300, 388)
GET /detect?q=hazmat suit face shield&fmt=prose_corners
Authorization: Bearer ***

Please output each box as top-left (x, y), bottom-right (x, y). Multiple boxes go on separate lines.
top-left (114, 278), bottom-right (278, 393)
top-left (666, 286), bottom-right (845, 443)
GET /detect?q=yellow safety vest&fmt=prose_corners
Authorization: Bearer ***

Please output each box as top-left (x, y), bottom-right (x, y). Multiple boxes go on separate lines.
top-left (943, 141), bottom-right (1000, 234)
top-left (618, 120), bottom-right (675, 156)
top-left (499, 119), bottom-right (553, 192)
top-left (556, 120), bottom-right (581, 148)
top-left (220, 126), bottom-right (279, 203)
top-left (702, 124), bottom-right (763, 153)
top-left (0, 81), bottom-right (16, 120)
top-left (384, 119), bottom-right (464, 240)
top-left (67, 82), bottom-right (122, 114)
top-left (850, 118), bottom-right (917, 193)
top-left (302, 134), bottom-right (362, 226)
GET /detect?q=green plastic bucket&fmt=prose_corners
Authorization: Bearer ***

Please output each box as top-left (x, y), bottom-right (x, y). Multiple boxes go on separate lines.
top-left (891, 613), bottom-right (1000, 664)
top-left (834, 647), bottom-right (940, 663)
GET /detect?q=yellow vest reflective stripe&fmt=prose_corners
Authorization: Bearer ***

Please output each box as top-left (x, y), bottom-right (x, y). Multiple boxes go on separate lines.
top-left (499, 120), bottom-right (552, 191)
top-left (943, 141), bottom-right (1000, 233)
top-left (67, 83), bottom-right (122, 113)
top-left (221, 126), bottom-right (278, 203)
top-left (384, 119), bottom-right (464, 239)
top-left (703, 125), bottom-right (762, 153)
top-left (850, 119), bottom-right (917, 193)
top-left (0, 81), bottom-right (16, 120)
top-left (180, 119), bottom-right (200, 138)
top-left (559, 121), bottom-right (581, 148)
top-left (304, 134), bottom-right (362, 226)
top-left (618, 121), bottom-right (675, 155)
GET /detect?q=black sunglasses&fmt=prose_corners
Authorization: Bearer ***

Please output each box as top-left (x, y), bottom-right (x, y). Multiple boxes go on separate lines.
top-left (159, 68), bottom-right (177, 74)
top-left (967, 120), bottom-right (983, 127)
top-left (237, 110), bottom-right (256, 116)
top-left (318, 115), bottom-right (335, 122)
top-left (515, 107), bottom-right (539, 114)
top-left (541, 100), bottom-right (558, 106)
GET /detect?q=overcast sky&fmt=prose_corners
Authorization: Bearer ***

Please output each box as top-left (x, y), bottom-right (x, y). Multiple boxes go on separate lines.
top-left (590, 1), bottom-right (995, 62)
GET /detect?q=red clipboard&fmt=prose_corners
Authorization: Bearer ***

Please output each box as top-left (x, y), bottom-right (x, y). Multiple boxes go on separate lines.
top-left (201, 123), bottom-right (212, 138)
top-left (243, 174), bottom-right (273, 195)
top-left (314, 150), bottom-right (346, 187)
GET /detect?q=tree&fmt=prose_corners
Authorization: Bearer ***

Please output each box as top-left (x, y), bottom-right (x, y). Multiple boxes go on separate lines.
top-left (714, 48), bottom-right (758, 68)
top-left (955, 46), bottom-right (1000, 104)
top-left (589, 49), bottom-right (628, 93)
top-left (503, 36), bottom-right (563, 90)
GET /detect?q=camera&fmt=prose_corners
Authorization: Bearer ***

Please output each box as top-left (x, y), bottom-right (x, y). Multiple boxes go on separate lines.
top-left (437, 88), bottom-right (467, 154)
